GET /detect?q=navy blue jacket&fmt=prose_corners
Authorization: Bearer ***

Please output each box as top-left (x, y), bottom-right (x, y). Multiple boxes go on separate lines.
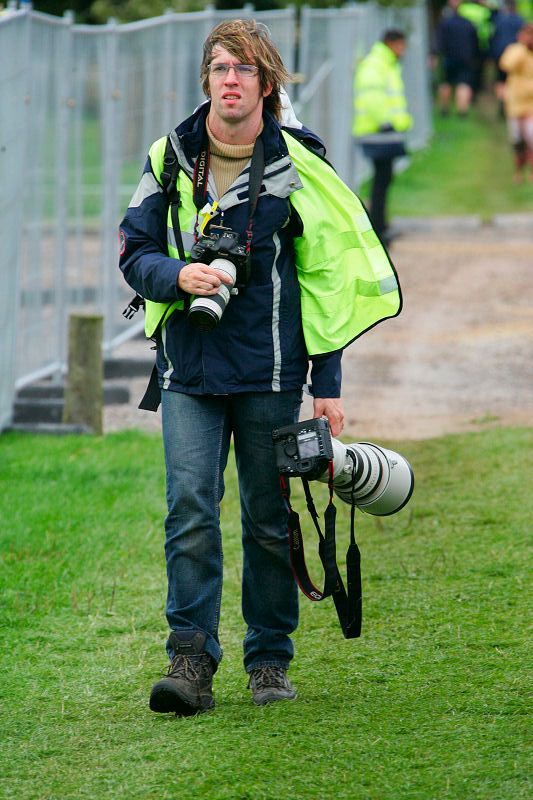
top-left (119, 104), bottom-right (342, 398)
top-left (490, 11), bottom-right (524, 60)
top-left (436, 13), bottom-right (479, 63)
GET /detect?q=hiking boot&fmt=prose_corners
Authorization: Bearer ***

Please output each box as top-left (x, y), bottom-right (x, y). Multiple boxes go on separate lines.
top-left (149, 631), bottom-right (215, 716)
top-left (248, 666), bottom-right (297, 706)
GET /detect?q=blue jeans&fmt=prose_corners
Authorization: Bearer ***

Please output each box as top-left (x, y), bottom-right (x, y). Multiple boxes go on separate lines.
top-left (161, 389), bottom-right (302, 672)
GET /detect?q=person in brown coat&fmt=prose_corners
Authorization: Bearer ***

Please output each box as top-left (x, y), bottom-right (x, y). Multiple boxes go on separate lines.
top-left (499, 23), bottom-right (533, 181)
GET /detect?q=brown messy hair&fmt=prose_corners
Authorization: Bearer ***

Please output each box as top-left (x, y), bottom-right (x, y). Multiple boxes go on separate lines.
top-left (201, 19), bottom-right (292, 120)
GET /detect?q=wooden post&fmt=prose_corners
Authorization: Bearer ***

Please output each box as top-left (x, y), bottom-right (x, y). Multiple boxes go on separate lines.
top-left (62, 313), bottom-right (103, 434)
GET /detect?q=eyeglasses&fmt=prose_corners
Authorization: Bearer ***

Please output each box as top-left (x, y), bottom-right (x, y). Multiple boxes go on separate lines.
top-left (209, 63), bottom-right (259, 78)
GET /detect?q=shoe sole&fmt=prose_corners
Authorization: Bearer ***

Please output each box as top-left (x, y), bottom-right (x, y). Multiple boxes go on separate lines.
top-left (252, 691), bottom-right (297, 706)
top-left (149, 686), bottom-right (214, 716)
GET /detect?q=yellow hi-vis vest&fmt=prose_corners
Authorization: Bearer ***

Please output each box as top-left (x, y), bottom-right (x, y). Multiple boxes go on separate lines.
top-left (458, 1), bottom-right (494, 50)
top-left (352, 42), bottom-right (413, 138)
top-left (144, 130), bottom-right (401, 356)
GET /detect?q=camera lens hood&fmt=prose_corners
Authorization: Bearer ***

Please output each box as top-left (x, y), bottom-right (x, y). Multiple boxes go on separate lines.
top-left (321, 439), bottom-right (414, 516)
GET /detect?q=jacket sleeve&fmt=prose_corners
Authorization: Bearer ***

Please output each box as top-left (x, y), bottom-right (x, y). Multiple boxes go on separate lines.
top-left (119, 156), bottom-right (187, 303)
top-left (310, 351), bottom-right (343, 398)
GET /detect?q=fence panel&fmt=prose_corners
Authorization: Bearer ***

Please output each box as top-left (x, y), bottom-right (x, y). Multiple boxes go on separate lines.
top-left (0, 12), bottom-right (29, 428)
top-left (298, 5), bottom-right (366, 185)
top-left (0, 4), bottom-right (430, 432)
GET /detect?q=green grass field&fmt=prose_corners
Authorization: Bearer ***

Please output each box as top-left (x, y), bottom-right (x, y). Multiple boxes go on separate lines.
top-left (359, 94), bottom-right (533, 218)
top-left (1, 427), bottom-right (531, 799)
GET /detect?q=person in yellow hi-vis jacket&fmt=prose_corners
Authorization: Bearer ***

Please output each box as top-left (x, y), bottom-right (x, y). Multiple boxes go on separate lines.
top-left (119, 18), bottom-right (402, 716)
top-left (353, 29), bottom-right (413, 244)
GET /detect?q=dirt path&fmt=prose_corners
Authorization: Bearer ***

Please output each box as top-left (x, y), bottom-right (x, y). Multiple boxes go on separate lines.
top-left (105, 222), bottom-right (533, 441)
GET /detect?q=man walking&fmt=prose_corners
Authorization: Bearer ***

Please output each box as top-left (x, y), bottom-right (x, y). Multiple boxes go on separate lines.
top-left (436, 0), bottom-right (479, 116)
top-left (119, 19), bottom-right (401, 715)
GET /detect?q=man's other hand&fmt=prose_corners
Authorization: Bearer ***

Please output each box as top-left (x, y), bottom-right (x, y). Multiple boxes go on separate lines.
top-left (178, 263), bottom-right (233, 295)
top-left (313, 398), bottom-right (344, 437)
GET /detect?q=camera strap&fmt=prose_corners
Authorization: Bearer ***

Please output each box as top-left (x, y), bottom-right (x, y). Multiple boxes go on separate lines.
top-left (193, 138), bottom-right (210, 213)
top-left (192, 131), bottom-right (265, 250)
top-left (280, 463), bottom-right (362, 639)
top-left (280, 466), bottom-right (338, 602)
top-left (245, 136), bottom-right (264, 255)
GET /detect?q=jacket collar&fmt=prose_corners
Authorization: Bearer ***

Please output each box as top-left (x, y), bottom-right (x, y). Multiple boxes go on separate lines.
top-left (168, 101), bottom-right (301, 207)
top-left (172, 101), bottom-right (288, 171)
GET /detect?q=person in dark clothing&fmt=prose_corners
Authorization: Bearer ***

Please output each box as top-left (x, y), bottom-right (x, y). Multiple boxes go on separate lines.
top-left (118, 17), bottom-right (400, 717)
top-left (491, 0), bottom-right (525, 112)
top-left (436, 0), bottom-right (480, 115)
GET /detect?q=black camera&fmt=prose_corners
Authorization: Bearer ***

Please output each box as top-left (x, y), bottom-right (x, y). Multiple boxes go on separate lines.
top-left (189, 225), bottom-right (251, 289)
top-left (272, 417), bottom-right (334, 481)
top-left (272, 417), bottom-right (414, 516)
top-left (187, 225), bottom-right (252, 331)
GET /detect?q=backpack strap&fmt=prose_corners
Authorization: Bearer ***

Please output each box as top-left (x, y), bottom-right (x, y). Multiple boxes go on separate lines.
top-left (136, 136), bottom-right (187, 413)
top-left (122, 135), bottom-right (185, 324)
top-left (161, 136), bottom-right (186, 261)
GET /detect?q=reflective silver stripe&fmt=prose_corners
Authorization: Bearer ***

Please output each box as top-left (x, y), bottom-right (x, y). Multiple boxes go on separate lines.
top-left (271, 232), bottom-right (282, 392)
top-left (357, 132), bottom-right (405, 144)
top-left (352, 277), bottom-right (399, 297)
top-left (355, 84), bottom-right (386, 93)
top-left (353, 211), bottom-right (373, 233)
top-left (168, 227), bottom-right (195, 254)
top-left (129, 172), bottom-right (163, 208)
top-left (161, 326), bottom-right (174, 390)
top-left (379, 275), bottom-right (398, 294)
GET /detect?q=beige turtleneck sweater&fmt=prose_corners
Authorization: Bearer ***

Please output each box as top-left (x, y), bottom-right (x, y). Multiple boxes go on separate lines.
top-left (206, 119), bottom-right (263, 198)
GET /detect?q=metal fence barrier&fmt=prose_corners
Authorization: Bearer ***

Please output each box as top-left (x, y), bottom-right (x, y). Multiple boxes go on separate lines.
top-left (0, 2), bottom-right (431, 431)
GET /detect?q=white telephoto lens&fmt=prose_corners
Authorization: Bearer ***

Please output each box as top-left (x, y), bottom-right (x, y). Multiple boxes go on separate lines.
top-left (354, 444), bottom-right (414, 515)
top-left (320, 438), bottom-right (414, 515)
top-left (211, 258), bottom-right (236, 286)
top-left (349, 444), bottom-right (382, 497)
top-left (323, 441), bottom-right (382, 502)
top-left (188, 258), bottom-right (237, 331)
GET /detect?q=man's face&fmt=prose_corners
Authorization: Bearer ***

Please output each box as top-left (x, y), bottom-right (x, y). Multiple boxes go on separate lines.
top-left (388, 39), bottom-right (406, 59)
top-left (207, 45), bottom-right (272, 127)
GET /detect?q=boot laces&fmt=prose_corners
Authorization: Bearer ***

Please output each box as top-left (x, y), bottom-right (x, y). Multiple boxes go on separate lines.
top-left (166, 653), bottom-right (209, 682)
top-left (248, 666), bottom-right (288, 690)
